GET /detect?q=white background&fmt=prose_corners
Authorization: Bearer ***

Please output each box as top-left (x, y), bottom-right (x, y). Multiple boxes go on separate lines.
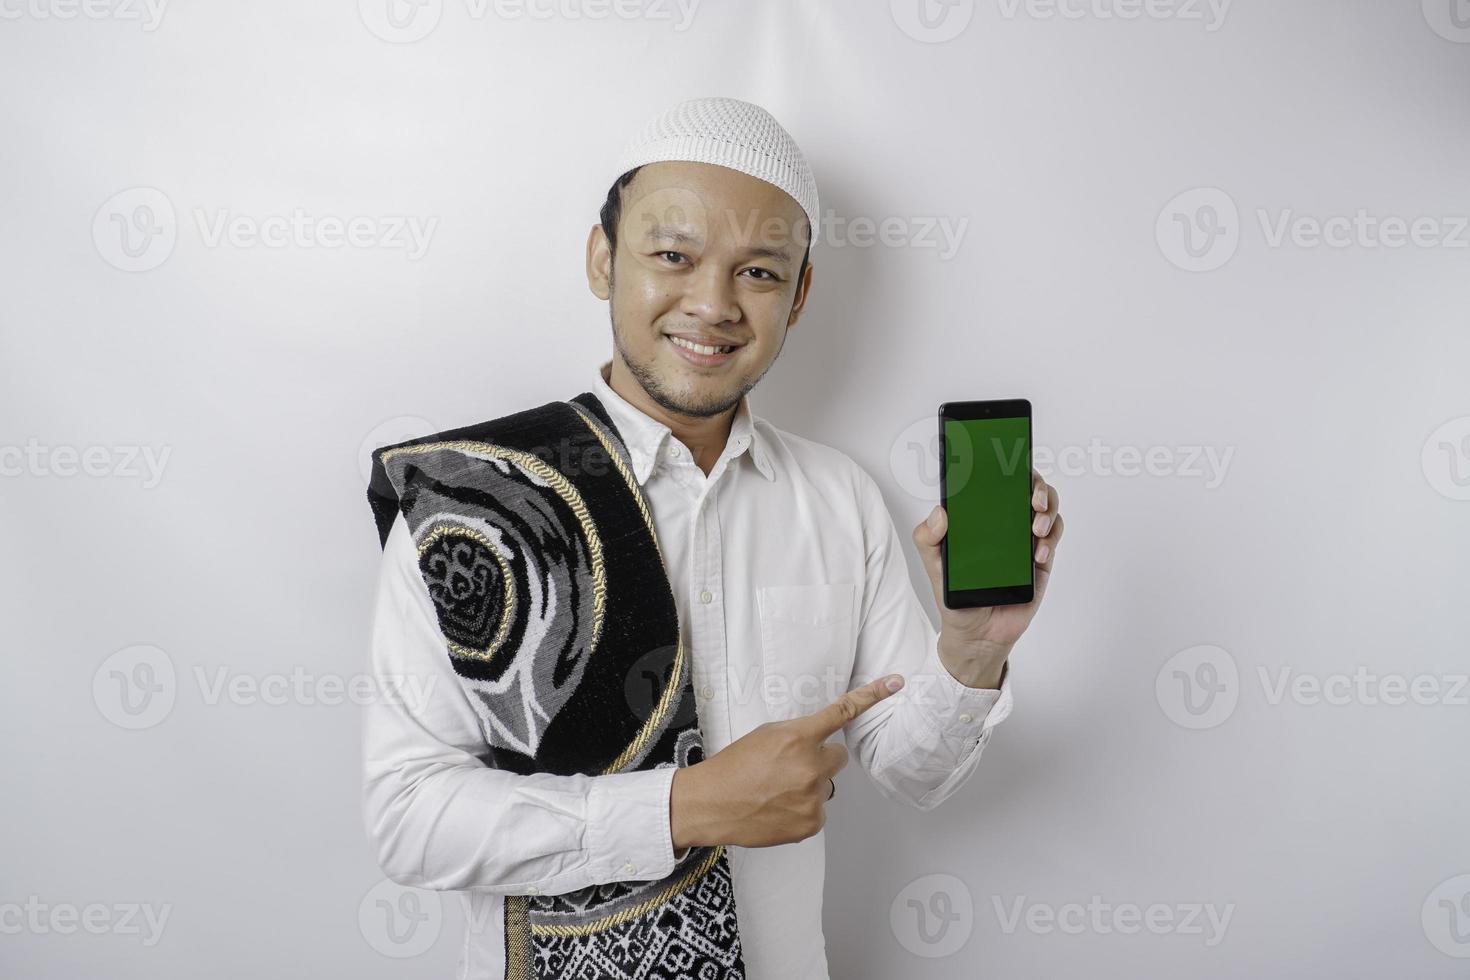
top-left (3, 0), bottom-right (1469, 976)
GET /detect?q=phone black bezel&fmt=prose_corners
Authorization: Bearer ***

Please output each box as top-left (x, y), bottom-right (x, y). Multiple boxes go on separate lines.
top-left (938, 399), bottom-right (1035, 609)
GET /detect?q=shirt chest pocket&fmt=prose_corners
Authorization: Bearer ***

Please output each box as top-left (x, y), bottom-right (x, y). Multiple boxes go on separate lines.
top-left (756, 583), bottom-right (859, 722)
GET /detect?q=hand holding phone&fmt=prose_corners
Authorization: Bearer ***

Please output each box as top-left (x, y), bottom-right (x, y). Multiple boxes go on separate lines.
top-left (939, 400), bottom-right (1035, 609)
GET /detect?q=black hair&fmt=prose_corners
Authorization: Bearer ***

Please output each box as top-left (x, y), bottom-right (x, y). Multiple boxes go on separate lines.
top-left (599, 166), bottom-right (811, 290)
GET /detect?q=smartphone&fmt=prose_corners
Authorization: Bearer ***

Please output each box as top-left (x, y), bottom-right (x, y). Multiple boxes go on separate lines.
top-left (938, 399), bottom-right (1034, 608)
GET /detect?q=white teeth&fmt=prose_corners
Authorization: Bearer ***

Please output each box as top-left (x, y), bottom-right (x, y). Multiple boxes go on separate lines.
top-left (670, 336), bottom-right (734, 356)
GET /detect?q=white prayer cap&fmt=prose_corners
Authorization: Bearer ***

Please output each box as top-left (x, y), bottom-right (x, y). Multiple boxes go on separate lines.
top-left (610, 97), bottom-right (820, 250)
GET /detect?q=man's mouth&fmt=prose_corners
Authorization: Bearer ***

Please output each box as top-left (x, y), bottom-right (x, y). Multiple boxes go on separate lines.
top-left (665, 333), bottom-right (744, 366)
top-left (669, 335), bottom-right (738, 355)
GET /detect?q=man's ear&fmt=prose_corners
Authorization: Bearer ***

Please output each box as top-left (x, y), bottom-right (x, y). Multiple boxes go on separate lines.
top-left (786, 261), bottom-right (813, 329)
top-left (586, 225), bottom-right (612, 300)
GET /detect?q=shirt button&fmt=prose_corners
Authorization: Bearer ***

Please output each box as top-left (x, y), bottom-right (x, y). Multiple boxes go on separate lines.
top-left (958, 713), bottom-right (974, 724)
top-left (699, 590), bottom-right (713, 604)
top-left (700, 684), bottom-right (714, 699)
top-left (666, 444), bottom-right (680, 458)
top-left (623, 863), bottom-right (638, 875)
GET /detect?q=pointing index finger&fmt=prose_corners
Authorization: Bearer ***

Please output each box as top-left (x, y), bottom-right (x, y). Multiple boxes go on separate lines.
top-left (791, 674), bottom-right (904, 741)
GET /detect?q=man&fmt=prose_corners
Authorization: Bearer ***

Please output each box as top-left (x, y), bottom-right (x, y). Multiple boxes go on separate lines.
top-left (363, 96), bottom-right (1063, 980)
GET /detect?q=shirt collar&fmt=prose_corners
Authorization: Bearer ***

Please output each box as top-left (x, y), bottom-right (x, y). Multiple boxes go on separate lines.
top-left (592, 360), bottom-right (776, 485)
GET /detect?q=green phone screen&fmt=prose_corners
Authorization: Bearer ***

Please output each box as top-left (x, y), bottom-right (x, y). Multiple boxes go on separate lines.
top-left (943, 417), bottom-right (1032, 591)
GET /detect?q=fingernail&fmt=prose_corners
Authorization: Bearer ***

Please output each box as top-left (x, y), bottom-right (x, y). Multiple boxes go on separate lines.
top-left (885, 676), bottom-right (903, 692)
top-left (1036, 544), bottom-right (1050, 563)
top-left (927, 507), bottom-right (942, 530)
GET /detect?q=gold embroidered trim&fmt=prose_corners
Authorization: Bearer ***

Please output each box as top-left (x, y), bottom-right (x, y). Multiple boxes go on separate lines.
top-left (378, 440), bottom-right (607, 657)
top-left (504, 895), bottom-right (532, 980)
top-left (529, 845), bottom-right (727, 939)
top-left (567, 404), bottom-right (685, 777)
top-left (567, 403), bottom-right (666, 565)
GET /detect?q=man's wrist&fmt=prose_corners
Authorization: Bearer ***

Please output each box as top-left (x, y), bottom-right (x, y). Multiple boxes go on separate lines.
top-left (936, 632), bottom-right (1011, 690)
top-left (670, 764), bottom-right (712, 852)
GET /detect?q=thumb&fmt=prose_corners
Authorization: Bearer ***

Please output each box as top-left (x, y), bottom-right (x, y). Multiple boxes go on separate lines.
top-left (912, 504), bottom-right (947, 596)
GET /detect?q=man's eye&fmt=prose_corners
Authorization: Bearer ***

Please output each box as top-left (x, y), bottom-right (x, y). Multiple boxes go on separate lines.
top-left (658, 251), bottom-right (687, 265)
top-left (743, 268), bottom-right (779, 282)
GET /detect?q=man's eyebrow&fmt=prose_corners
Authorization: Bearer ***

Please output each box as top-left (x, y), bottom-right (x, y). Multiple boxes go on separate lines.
top-left (743, 244), bottom-right (792, 265)
top-left (644, 225), bottom-right (704, 248)
top-left (643, 225), bottom-right (792, 265)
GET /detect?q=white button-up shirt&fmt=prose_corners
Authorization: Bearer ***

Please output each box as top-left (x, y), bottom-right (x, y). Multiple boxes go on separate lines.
top-left (362, 361), bottom-right (1014, 980)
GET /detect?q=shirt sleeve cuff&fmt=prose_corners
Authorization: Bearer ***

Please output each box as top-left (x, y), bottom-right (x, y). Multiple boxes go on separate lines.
top-left (586, 765), bottom-right (682, 883)
top-left (918, 635), bottom-right (1015, 740)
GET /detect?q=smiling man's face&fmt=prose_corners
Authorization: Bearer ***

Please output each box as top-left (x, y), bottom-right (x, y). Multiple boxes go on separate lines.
top-left (586, 160), bottom-right (813, 420)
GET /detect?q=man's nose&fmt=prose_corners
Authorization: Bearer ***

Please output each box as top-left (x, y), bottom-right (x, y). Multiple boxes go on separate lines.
top-left (679, 262), bottom-right (740, 326)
